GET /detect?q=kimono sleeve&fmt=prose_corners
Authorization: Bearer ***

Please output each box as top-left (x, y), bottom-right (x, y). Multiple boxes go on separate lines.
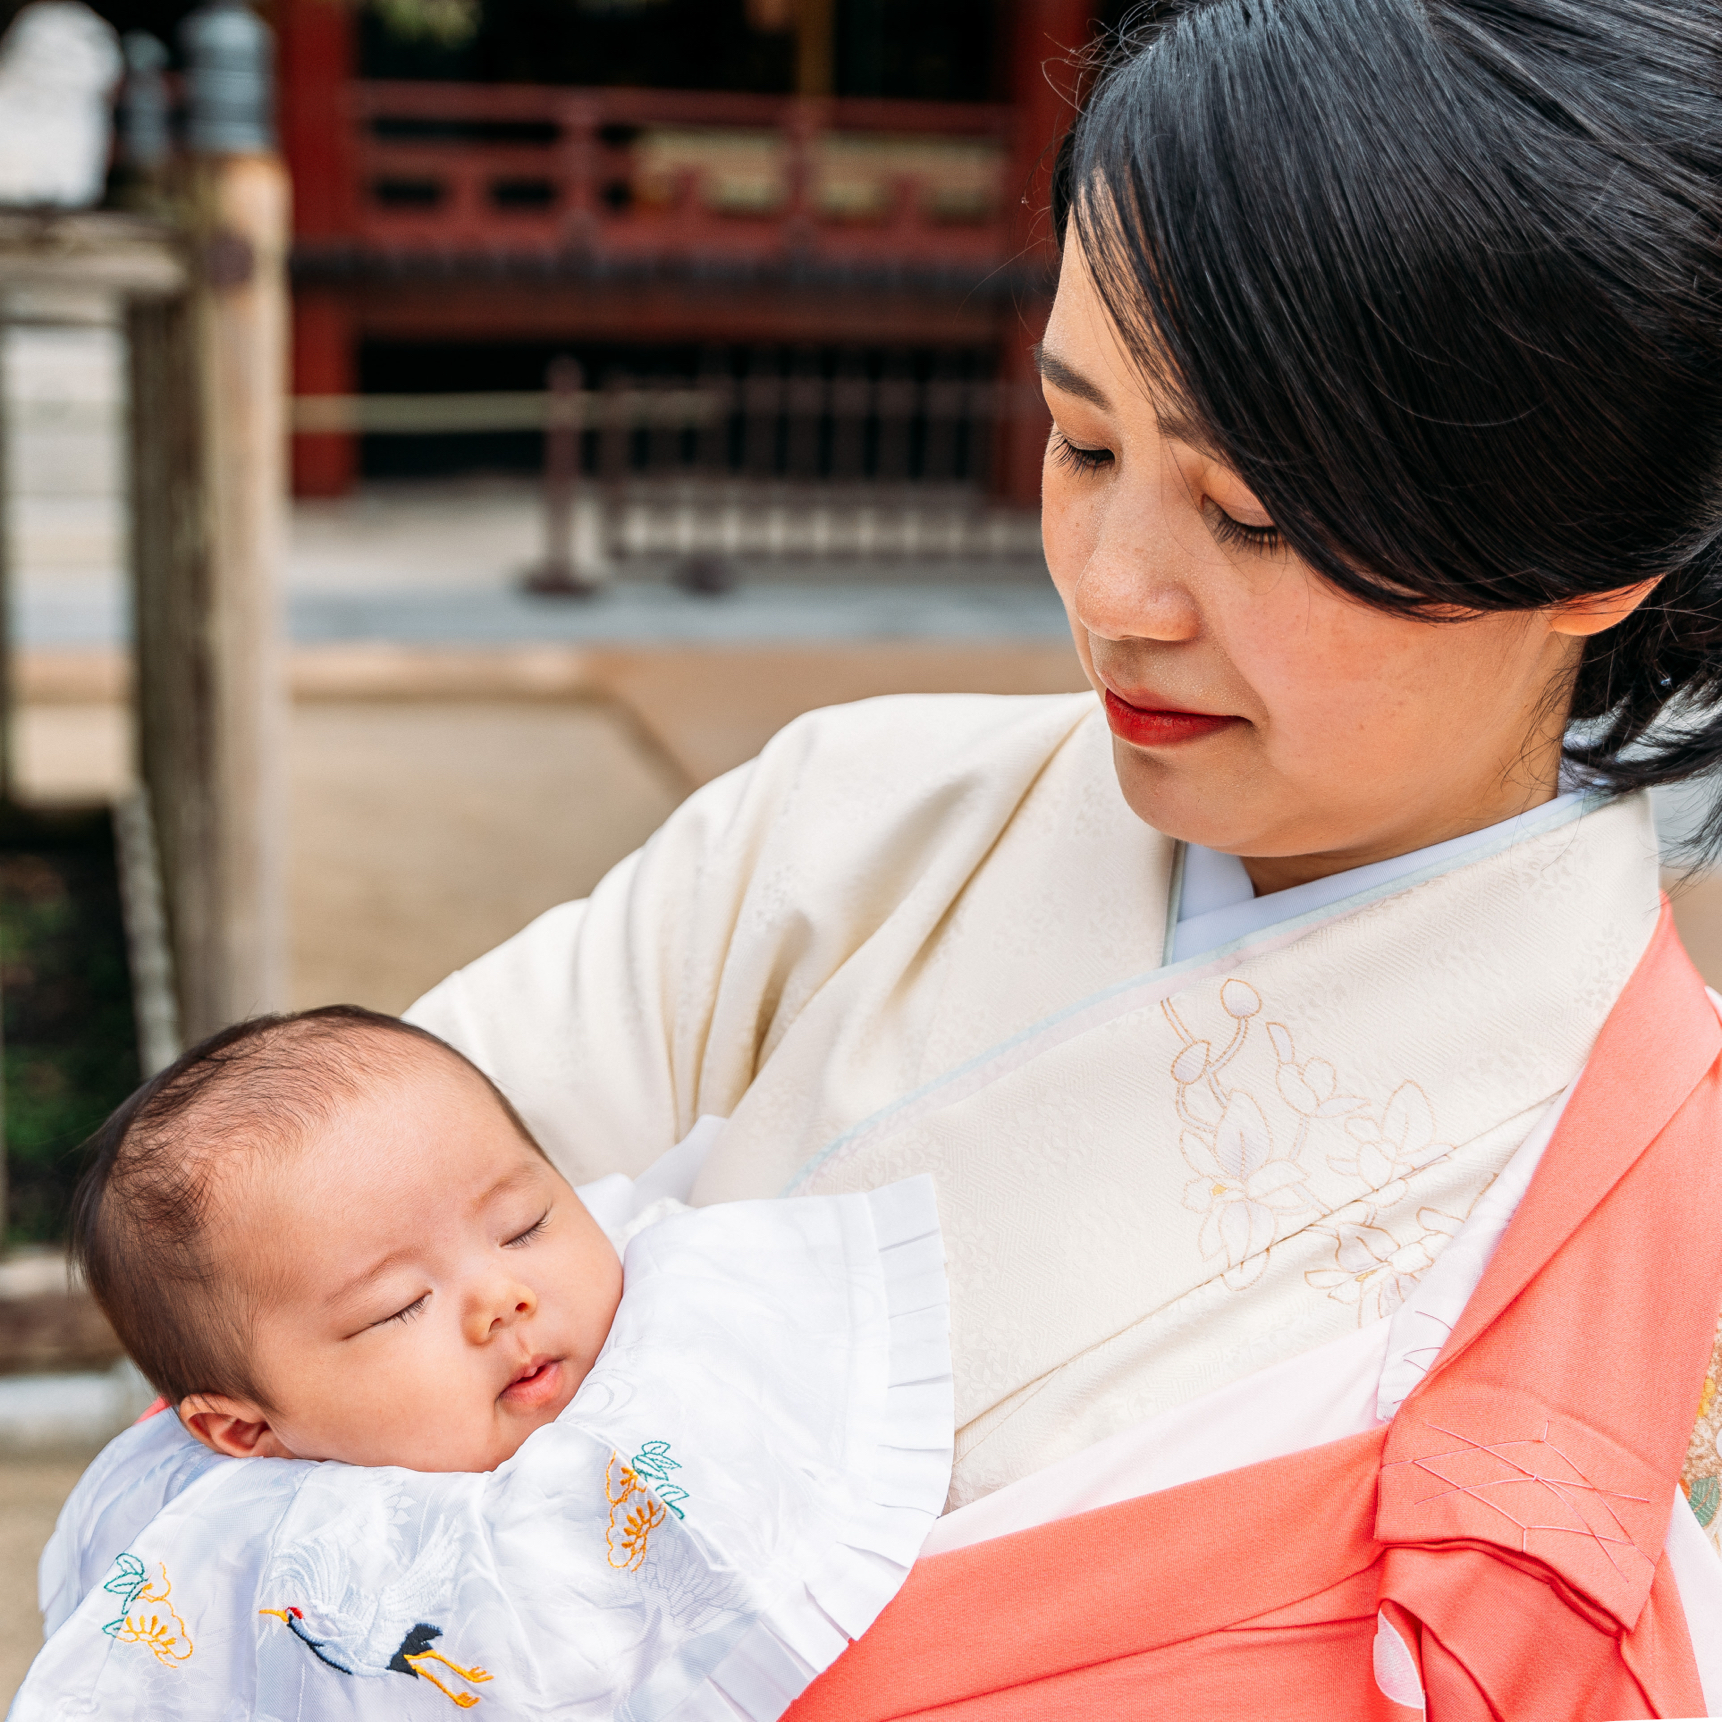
top-left (405, 690), bottom-right (1101, 1188)
top-left (404, 753), bottom-right (763, 1184)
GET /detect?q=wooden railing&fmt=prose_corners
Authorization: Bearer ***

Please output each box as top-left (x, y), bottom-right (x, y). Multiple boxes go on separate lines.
top-left (343, 82), bottom-right (1019, 270)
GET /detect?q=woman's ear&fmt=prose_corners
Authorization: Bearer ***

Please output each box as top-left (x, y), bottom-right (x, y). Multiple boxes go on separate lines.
top-left (178, 1394), bottom-right (299, 1460)
top-left (1547, 577), bottom-right (1661, 638)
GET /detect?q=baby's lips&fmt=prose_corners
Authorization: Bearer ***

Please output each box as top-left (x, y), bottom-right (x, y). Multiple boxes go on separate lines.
top-left (498, 1355), bottom-right (565, 1410)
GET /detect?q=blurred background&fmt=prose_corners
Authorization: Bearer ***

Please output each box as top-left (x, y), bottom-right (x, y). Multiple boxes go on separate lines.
top-left (0, 0), bottom-right (1717, 1698)
top-left (0, 0), bottom-right (1111, 1691)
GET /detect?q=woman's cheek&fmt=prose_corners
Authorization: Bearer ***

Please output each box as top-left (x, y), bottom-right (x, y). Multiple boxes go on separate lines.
top-left (1039, 462), bottom-right (1095, 606)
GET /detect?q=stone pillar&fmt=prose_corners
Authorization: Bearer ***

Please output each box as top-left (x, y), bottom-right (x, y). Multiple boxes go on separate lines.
top-left (131, 0), bottom-right (289, 1041)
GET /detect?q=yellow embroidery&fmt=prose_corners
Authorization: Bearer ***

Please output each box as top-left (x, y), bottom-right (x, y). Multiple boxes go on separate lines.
top-left (605, 1450), bottom-right (668, 1570)
top-left (102, 1556), bottom-right (192, 1667)
top-left (402, 1649), bottom-right (493, 1709)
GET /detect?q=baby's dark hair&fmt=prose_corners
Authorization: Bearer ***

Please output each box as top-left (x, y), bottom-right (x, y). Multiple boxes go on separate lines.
top-left (69, 1004), bottom-right (543, 1410)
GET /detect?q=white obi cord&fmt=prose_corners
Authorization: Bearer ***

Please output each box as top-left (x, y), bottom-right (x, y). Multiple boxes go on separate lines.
top-left (21, 1138), bottom-right (951, 1722)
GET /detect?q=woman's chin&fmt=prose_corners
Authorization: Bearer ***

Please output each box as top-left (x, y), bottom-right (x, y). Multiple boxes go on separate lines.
top-left (1109, 739), bottom-right (1263, 851)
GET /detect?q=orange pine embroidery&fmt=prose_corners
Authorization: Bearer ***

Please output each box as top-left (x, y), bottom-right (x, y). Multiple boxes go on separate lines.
top-left (605, 1450), bottom-right (676, 1570)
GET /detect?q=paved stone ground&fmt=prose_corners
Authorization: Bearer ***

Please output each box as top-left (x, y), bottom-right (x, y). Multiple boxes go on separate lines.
top-left (0, 1453), bottom-right (95, 1706)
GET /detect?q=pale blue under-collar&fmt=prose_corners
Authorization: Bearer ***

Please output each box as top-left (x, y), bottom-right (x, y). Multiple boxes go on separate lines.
top-left (1168, 791), bottom-right (1587, 965)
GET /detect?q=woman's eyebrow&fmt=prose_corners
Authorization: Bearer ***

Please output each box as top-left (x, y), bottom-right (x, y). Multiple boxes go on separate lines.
top-left (1034, 341), bottom-right (1210, 451)
top-left (1034, 343), bottom-right (1111, 410)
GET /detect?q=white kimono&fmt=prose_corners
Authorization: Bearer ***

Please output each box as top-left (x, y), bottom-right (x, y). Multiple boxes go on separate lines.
top-left (406, 692), bottom-right (1671, 1508)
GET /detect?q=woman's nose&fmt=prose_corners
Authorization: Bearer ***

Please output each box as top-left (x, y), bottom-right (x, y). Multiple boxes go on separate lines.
top-left (1068, 474), bottom-right (1204, 645)
top-left (1071, 542), bottom-right (1203, 645)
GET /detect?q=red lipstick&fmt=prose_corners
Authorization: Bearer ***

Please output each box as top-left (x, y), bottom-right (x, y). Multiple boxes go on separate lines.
top-left (1103, 688), bottom-right (1240, 747)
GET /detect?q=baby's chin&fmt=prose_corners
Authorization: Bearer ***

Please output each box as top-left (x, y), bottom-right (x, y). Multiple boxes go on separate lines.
top-left (487, 1356), bottom-right (581, 1465)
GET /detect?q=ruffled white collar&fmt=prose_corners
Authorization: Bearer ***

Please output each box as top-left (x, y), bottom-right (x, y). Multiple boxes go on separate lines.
top-left (24, 1143), bottom-right (950, 1722)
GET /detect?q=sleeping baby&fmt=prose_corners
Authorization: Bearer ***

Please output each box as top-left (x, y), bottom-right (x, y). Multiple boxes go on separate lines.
top-left (17, 1006), bottom-right (950, 1721)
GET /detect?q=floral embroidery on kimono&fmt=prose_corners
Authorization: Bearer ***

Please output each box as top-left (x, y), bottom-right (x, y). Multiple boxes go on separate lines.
top-left (1169, 977), bottom-right (1478, 1315)
top-left (605, 1442), bottom-right (688, 1570)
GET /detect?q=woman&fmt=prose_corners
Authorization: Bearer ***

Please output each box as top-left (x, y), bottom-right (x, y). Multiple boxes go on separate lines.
top-left (409, 0), bottom-right (1722, 1711)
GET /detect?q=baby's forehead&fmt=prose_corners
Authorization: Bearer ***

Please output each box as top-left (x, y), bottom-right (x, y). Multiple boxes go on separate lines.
top-left (262, 1021), bottom-right (491, 1114)
top-left (204, 1032), bottom-right (542, 1280)
top-left (199, 1027), bottom-right (520, 1199)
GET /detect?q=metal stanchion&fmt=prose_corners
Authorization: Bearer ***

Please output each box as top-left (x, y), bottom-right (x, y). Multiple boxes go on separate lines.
top-left (523, 354), bottom-right (602, 596)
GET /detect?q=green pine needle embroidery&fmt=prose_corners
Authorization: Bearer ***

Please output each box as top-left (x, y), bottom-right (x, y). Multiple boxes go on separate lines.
top-left (630, 1441), bottom-right (689, 1518)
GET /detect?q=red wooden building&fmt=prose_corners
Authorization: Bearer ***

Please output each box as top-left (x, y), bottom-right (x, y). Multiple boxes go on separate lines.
top-left (277, 0), bottom-right (1102, 505)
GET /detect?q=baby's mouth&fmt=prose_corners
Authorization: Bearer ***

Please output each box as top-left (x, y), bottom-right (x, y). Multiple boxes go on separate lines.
top-left (499, 1356), bottom-right (564, 1411)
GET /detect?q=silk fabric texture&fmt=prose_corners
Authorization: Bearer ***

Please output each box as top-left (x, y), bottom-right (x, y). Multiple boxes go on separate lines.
top-left (409, 694), bottom-right (1664, 1507)
top-left (20, 1184), bottom-right (953, 1722)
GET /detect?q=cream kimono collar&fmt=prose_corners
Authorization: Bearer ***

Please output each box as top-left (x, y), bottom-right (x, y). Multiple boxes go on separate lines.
top-left (1168, 789), bottom-right (1588, 963)
top-left (21, 1172), bottom-right (950, 1722)
top-left (787, 789), bottom-right (1662, 1508)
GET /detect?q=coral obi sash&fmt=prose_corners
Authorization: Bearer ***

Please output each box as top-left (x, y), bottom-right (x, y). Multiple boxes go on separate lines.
top-left (787, 905), bottom-right (1722, 1721)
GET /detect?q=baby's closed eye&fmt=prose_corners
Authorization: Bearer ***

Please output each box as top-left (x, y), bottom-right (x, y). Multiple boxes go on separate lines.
top-left (504, 1210), bottom-right (550, 1248)
top-left (375, 1293), bottom-right (429, 1328)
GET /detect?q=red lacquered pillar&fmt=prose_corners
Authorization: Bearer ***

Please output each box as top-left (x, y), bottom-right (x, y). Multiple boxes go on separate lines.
top-left (995, 0), bottom-right (1098, 511)
top-left (278, 0), bottom-right (358, 496)
top-left (290, 289), bottom-right (356, 495)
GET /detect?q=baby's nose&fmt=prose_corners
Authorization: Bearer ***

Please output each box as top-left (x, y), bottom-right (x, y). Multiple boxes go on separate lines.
top-left (468, 1278), bottom-right (537, 1341)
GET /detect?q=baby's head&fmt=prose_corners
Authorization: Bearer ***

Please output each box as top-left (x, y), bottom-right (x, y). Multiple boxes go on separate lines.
top-left (71, 1007), bottom-right (621, 1473)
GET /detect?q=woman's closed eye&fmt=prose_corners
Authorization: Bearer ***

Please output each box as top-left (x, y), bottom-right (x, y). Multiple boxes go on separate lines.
top-left (1206, 502), bottom-right (1283, 555)
top-left (1048, 429), bottom-right (1114, 474)
top-left (504, 1210), bottom-right (550, 1248)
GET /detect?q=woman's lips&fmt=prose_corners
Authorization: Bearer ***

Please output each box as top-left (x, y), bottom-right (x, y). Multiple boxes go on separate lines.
top-left (1103, 687), bottom-right (1240, 747)
top-left (499, 1357), bottom-right (564, 1410)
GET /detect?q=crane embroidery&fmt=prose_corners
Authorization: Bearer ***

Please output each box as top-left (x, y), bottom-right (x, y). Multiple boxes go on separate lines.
top-left (101, 1553), bottom-right (193, 1667)
top-left (260, 1607), bottom-right (492, 1708)
top-left (259, 1515), bottom-right (491, 1707)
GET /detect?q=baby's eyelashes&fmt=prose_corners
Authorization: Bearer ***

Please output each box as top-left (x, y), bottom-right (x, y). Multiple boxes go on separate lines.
top-left (375, 1292), bottom-right (429, 1328)
top-left (504, 1209), bottom-right (551, 1249)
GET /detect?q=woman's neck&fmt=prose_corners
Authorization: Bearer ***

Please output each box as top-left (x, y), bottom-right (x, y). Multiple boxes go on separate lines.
top-left (1236, 779), bottom-right (1565, 897)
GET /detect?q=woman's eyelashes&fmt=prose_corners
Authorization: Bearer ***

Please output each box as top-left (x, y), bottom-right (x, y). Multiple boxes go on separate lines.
top-left (504, 1210), bottom-right (550, 1249)
top-left (1048, 428), bottom-right (1114, 474)
top-left (1206, 502), bottom-right (1284, 554)
top-left (1047, 424), bottom-right (1282, 554)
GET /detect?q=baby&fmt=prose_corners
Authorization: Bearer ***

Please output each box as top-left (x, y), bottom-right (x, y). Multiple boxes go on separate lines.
top-left (72, 1005), bottom-right (627, 1474)
top-left (27, 1004), bottom-right (950, 1721)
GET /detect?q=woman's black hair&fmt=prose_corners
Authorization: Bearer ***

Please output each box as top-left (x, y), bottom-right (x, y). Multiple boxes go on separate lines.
top-left (1056, 0), bottom-right (1722, 848)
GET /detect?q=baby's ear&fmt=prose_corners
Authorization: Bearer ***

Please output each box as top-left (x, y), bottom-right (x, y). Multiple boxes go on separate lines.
top-left (178, 1395), bottom-right (298, 1460)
